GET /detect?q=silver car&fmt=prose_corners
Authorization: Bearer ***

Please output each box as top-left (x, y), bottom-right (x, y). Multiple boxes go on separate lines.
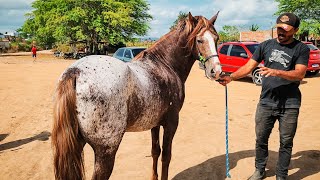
top-left (113, 47), bottom-right (146, 62)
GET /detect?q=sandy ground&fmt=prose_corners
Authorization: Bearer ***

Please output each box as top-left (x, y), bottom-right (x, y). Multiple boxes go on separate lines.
top-left (0, 51), bottom-right (319, 180)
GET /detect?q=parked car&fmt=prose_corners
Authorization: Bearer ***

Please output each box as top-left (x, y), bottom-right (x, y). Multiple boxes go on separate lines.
top-left (303, 42), bottom-right (320, 76)
top-left (217, 41), bottom-right (263, 85)
top-left (113, 47), bottom-right (146, 62)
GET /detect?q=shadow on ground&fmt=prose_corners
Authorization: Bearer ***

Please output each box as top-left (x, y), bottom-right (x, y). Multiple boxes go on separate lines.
top-left (0, 131), bottom-right (51, 152)
top-left (172, 149), bottom-right (320, 180)
top-left (0, 134), bottom-right (9, 142)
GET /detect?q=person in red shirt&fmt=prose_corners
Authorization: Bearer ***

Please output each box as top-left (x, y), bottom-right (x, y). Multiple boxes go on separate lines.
top-left (31, 45), bottom-right (37, 62)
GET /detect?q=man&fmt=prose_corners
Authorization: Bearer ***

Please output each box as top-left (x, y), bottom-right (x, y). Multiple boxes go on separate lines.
top-left (219, 13), bottom-right (309, 180)
top-left (31, 45), bottom-right (37, 62)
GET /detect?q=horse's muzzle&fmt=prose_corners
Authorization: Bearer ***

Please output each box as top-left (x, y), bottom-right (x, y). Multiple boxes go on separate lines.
top-left (209, 64), bottom-right (222, 80)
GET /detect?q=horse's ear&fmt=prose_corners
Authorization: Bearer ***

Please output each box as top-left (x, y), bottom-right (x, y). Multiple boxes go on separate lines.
top-left (188, 12), bottom-right (196, 25)
top-left (209, 11), bottom-right (220, 25)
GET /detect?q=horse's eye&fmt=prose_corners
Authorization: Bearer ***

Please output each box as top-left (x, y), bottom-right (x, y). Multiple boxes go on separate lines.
top-left (197, 39), bottom-right (203, 44)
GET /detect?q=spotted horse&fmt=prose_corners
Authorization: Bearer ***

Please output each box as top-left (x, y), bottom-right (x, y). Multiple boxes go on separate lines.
top-left (52, 12), bottom-right (222, 180)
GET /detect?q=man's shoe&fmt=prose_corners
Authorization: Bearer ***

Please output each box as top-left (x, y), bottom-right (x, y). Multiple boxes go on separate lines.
top-left (276, 175), bottom-right (287, 180)
top-left (247, 169), bottom-right (266, 180)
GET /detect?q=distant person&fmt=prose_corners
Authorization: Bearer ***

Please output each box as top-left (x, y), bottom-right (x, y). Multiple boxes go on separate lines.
top-left (31, 45), bottom-right (37, 62)
top-left (218, 12), bottom-right (309, 180)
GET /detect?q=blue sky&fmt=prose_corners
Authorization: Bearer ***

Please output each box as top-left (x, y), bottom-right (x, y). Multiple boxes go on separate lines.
top-left (0, 0), bottom-right (279, 37)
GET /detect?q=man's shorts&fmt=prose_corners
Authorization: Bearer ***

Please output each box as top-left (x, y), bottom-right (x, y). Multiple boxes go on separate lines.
top-left (32, 54), bottom-right (36, 58)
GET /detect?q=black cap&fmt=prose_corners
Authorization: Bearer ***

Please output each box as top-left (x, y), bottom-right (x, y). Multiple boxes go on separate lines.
top-left (275, 12), bottom-right (300, 31)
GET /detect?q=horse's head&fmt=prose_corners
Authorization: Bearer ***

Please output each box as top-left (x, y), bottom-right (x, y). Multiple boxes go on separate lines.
top-left (187, 12), bottom-right (222, 80)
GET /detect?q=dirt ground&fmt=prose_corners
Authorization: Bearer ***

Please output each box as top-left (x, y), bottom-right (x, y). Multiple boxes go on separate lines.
top-left (0, 51), bottom-right (319, 180)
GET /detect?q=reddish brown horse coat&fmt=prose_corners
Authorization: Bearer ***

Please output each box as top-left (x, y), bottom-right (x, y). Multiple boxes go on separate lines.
top-left (52, 12), bottom-right (221, 180)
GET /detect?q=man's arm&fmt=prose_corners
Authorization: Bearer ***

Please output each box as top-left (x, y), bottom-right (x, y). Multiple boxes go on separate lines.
top-left (259, 64), bottom-right (307, 81)
top-left (219, 59), bottom-right (259, 86)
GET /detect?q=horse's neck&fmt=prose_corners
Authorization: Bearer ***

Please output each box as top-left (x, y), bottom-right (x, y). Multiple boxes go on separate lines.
top-left (147, 32), bottom-right (195, 83)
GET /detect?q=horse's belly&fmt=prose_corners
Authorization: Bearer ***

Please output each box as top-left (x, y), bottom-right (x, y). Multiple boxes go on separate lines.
top-left (125, 115), bottom-right (161, 132)
top-left (126, 110), bottom-right (160, 132)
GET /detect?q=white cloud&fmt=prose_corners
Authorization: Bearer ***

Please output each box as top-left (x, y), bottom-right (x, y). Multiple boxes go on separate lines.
top-left (0, 0), bottom-right (33, 33)
top-left (0, 0), bottom-right (279, 38)
top-left (0, 0), bottom-right (33, 10)
top-left (146, 0), bottom-right (279, 37)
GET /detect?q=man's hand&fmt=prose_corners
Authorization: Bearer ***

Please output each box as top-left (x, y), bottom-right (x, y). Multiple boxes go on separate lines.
top-left (259, 67), bottom-right (279, 77)
top-left (216, 74), bottom-right (233, 86)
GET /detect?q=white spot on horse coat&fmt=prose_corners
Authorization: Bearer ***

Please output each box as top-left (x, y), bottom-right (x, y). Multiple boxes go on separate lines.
top-left (204, 31), bottom-right (222, 74)
top-left (204, 31), bottom-right (219, 64)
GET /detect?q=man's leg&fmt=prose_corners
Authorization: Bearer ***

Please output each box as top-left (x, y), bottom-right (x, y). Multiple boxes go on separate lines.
top-left (276, 108), bottom-right (299, 178)
top-left (248, 104), bottom-right (277, 180)
top-left (254, 104), bottom-right (277, 172)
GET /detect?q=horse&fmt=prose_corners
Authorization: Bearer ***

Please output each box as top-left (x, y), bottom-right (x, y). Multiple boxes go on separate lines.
top-left (52, 12), bottom-right (222, 180)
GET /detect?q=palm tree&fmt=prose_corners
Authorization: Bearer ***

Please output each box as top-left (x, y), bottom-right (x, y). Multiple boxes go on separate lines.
top-left (249, 24), bottom-right (260, 31)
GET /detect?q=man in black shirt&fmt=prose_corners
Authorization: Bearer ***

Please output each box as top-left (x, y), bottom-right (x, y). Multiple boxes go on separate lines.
top-left (219, 13), bottom-right (309, 180)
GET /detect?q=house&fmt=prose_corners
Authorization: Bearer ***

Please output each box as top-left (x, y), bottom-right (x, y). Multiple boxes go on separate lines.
top-left (0, 39), bottom-right (10, 52)
top-left (241, 29), bottom-right (319, 47)
top-left (240, 29), bottom-right (277, 43)
top-left (2, 31), bottom-right (19, 41)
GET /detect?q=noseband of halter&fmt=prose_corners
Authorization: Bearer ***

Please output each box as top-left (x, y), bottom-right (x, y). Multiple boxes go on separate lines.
top-left (196, 42), bottom-right (219, 65)
top-left (198, 53), bottom-right (219, 64)
top-left (196, 44), bottom-right (219, 65)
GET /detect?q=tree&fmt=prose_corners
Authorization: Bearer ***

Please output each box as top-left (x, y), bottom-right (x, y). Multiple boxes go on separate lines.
top-left (249, 24), bottom-right (260, 31)
top-left (275, 0), bottom-right (320, 21)
top-left (19, 0), bottom-right (152, 53)
top-left (170, 11), bottom-right (188, 30)
top-left (275, 0), bottom-right (320, 42)
top-left (218, 25), bottom-right (240, 42)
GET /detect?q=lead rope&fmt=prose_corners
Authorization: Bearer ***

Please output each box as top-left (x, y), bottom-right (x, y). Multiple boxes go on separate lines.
top-left (225, 85), bottom-right (231, 178)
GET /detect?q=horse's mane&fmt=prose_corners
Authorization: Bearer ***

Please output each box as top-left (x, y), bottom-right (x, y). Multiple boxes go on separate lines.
top-left (186, 16), bottom-right (216, 51)
top-left (134, 15), bottom-right (215, 60)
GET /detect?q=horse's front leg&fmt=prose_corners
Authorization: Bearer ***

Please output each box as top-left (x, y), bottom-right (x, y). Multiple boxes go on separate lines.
top-left (161, 113), bottom-right (179, 180)
top-left (151, 126), bottom-right (161, 180)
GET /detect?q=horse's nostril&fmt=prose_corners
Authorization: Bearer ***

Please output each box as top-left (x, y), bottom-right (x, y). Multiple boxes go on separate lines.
top-left (211, 69), bottom-right (215, 74)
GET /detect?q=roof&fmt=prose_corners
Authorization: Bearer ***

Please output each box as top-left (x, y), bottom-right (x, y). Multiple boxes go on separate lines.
top-left (221, 41), bottom-right (259, 45)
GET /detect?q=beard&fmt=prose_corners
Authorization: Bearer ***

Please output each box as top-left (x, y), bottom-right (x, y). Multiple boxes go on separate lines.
top-left (277, 33), bottom-right (290, 43)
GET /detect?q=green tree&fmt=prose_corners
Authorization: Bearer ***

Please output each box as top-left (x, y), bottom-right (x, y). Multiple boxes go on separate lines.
top-left (218, 25), bottom-right (240, 42)
top-left (19, 0), bottom-right (152, 53)
top-left (249, 24), bottom-right (260, 31)
top-left (275, 0), bottom-right (320, 42)
top-left (170, 11), bottom-right (188, 30)
top-left (275, 0), bottom-right (320, 21)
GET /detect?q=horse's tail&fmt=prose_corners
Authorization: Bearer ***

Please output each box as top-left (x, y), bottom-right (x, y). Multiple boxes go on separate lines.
top-left (52, 69), bottom-right (85, 180)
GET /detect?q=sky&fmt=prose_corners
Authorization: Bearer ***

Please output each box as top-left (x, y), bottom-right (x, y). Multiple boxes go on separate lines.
top-left (0, 0), bottom-right (279, 38)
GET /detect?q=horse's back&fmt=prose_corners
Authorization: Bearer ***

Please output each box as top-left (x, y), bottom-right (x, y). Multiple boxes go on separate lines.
top-left (67, 55), bottom-right (130, 91)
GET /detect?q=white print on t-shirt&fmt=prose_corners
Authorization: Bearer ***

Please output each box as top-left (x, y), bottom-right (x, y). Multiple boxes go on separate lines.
top-left (269, 49), bottom-right (291, 67)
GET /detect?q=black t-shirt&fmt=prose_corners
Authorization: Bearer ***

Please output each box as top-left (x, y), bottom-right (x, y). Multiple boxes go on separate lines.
top-left (252, 38), bottom-right (309, 108)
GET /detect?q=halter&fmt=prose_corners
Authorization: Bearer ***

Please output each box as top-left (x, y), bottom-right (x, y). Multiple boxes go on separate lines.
top-left (196, 44), bottom-right (219, 65)
top-left (198, 53), bottom-right (219, 64)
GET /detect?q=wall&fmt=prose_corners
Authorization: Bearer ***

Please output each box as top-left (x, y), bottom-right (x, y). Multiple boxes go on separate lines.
top-left (240, 29), bottom-right (277, 42)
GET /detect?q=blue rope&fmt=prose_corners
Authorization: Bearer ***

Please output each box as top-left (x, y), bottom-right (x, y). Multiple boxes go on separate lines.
top-left (225, 85), bottom-right (231, 178)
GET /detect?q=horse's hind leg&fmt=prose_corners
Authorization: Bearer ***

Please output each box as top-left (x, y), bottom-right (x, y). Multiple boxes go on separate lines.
top-left (151, 126), bottom-right (161, 180)
top-left (92, 146), bottom-right (117, 180)
top-left (90, 130), bottom-right (125, 180)
top-left (161, 113), bottom-right (179, 180)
